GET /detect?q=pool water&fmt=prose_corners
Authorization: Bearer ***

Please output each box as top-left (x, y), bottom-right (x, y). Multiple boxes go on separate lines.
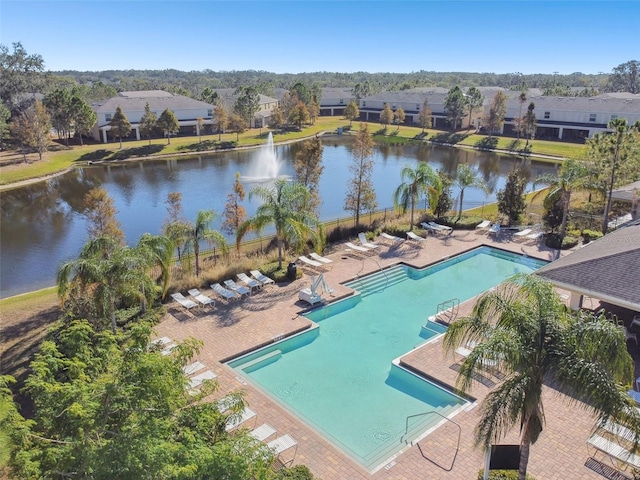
top-left (229, 247), bottom-right (546, 470)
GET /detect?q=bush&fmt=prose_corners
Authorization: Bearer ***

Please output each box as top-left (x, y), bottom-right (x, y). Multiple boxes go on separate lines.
top-left (476, 470), bottom-right (536, 480)
top-left (545, 233), bottom-right (579, 249)
top-left (261, 261), bottom-right (302, 282)
top-left (276, 465), bottom-right (321, 480)
top-left (581, 229), bottom-right (603, 243)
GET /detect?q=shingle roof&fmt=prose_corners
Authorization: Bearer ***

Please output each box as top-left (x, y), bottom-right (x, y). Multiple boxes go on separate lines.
top-left (511, 95), bottom-right (640, 114)
top-left (536, 223), bottom-right (640, 308)
top-left (93, 91), bottom-right (212, 113)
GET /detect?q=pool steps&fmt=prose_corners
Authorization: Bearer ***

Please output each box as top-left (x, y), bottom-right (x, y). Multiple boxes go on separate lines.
top-left (348, 265), bottom-right (407, 297)
top-left (241, 349), bottom-right (282, 373)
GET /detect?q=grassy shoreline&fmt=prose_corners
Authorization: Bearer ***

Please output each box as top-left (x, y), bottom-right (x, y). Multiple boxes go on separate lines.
top-left (0, 117), bottom-right (586, 188)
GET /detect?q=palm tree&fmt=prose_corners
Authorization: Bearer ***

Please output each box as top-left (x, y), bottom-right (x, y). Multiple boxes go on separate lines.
top-left (454, 164), bottom-right (488, 220)
top-left (137, 233), bottom-right (174, 302)
top-left (533, 159), bottom-right (589, 242)
top-left (393, 163), bottom-right (442, 230)
top-left (237, 179), bottom-right (322, 270)
top-left (57, 236), bottom-right (156, 333)
top-left (182, 210), bottom-right (228, 277)
top-left (443, 274), bottom-right (638, 480)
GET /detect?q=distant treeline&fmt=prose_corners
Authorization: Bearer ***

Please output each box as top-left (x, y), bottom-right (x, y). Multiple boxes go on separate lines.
top-left (51, 69), bottom-right (610, 99)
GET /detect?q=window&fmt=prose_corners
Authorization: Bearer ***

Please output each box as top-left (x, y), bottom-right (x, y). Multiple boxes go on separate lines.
top-left (589, 113), bottom-right (597, 122)
top-left (392, 104), bottom-right (396, 109)
top-left (544, 111), bottom-right (550, 119)
top-left (339, 99), bottom-right (343, 104)
top-left (362, 101), bottom-right (366, 107)
top-left (207, 109), bottom-right (213, 117)
top-left (611, 114), bottom-right (618, 121)
top-left (416, 104), bottom-right (420, 110)
top-left (105, 113), bottom-right (112, 122)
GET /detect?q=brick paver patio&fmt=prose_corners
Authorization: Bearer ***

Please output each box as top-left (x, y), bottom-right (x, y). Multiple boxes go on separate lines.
top-left (156, 230), bottom-right (628, 480)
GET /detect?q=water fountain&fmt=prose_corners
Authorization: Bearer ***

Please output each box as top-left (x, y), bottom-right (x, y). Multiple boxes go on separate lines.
top-left (241, 132), bottom-right (289, 182)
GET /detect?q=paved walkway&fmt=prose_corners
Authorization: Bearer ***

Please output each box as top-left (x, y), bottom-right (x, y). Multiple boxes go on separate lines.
top-left (156, 230), bottom-right (623, 480)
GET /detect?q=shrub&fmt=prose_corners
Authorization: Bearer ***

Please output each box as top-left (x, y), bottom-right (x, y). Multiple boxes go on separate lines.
top-left (562, 235), bottom-right (579, 249)
top-left (476, 470), bottom-right (536, 480)
top-left (545, 233), bottom-right (578, 250)
top-left (581, 229), bottom-right (603, 243)
top-left (276, 465), bottom-right (321, 480)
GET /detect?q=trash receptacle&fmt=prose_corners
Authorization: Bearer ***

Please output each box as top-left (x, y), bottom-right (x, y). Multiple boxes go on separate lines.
top-left (287, 262), bottom-right (297, 281)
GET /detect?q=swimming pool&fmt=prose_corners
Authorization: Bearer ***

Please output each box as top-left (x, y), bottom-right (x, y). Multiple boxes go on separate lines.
top-left (229, 247), bottom-right (546, 470)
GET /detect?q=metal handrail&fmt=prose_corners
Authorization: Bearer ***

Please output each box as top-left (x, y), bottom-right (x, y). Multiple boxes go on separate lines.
top-left (402, 410), bottom-right (461, 472)
top-left (354, 257), bottom-right (389, 293)
top-left (434, 298), bottom-right (460, 325)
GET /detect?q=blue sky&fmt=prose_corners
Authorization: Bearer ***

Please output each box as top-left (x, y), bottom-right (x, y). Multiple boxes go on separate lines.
top-left (1, 1), bottom-right (637, 75)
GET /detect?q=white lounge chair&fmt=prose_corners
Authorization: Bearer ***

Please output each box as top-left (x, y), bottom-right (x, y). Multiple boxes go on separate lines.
top-left (225, 406), bottom-right (257, 432)
top-left (237, 272), bottom-right (263, 291)
top-left (475, 220), bottom-right (491, 231)
top-left (211, 283), bottom-right (240, 301)
top-left (587, 433), bottom-right (640, 469)
top-left (345, 242), bottom-right (372, 255)
top-left (513, 228), bottom-right (533, 241)
top-left (406, 231), bottom-right (426, 245)
top-left (267, 434), bottom-right (298, 466)
top-left (524, 231), bottom-right (544, 243)
top-left (426, 221), bottom-right (453, 234)
top-left (487, 224), bottom-right (501, 236)
top-left (358, 232), bottom-right (379, 249)
top-left (182, 361), bottom-right (206, 376)
top-left (150, 336), bottom-right (173, 348)
top-left (224, 279), bottom-right (251, 297)
top-left (171, 292), bottom-right (198, 310)
top-left (187, 370), bottom-right (217, 389)
top-left (251, 423), bottom-right (277, 442)
top-left (309, 252), bottom-right (333, 264)
top-left (250, 270), bottom-right (275, 286)
top-left (381, 232), bottom-right (403, 244)
top-left (188, 288), bottom-right (215, 308)
top-left (298, 255), bottom-right (325, 269)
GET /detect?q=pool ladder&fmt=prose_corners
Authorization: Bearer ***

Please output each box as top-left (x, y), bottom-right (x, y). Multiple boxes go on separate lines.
top-left (401, 411), bottom-right (461, 471)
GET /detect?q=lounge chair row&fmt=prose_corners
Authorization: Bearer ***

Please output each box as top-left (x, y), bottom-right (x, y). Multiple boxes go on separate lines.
top-left (219, 394), bottom-right (298, 467)
top-left (170, 271), bottom-right (275, 310)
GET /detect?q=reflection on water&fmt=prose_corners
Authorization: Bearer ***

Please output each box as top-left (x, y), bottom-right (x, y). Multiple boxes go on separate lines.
top-left (0, 138), bottom-right (557, 297)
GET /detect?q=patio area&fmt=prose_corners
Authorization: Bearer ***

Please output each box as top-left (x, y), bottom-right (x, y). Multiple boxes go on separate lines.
top-left (155, 230), bottom-right (636, 479)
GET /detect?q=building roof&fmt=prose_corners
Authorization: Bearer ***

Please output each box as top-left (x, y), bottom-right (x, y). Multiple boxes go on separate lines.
top-left (536, 222), bottom-right (640, 310)
top-left (118, 90), bottom-right (173, 98)
top-left (320, 87), bottom-right (353, 99)
top-left (510, 95), bottom-right (640, 114)
top-left (611, 181), bottom-right (640, 202)
top-left (92, 91), bottom-right (213, 113)
top-left (211, 89), bottom-right (278, 106)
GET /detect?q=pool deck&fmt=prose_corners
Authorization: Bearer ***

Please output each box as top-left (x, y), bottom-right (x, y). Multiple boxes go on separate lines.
top-left (156, 230), bottom-right (620, 480)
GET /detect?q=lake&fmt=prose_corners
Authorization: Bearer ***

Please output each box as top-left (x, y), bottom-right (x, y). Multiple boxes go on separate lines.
top-left (0, 137), bottom-right (557, 298)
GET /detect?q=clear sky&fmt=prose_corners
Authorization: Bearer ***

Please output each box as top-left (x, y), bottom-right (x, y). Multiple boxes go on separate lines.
top-left (1, 0), bottom-right (638, 75)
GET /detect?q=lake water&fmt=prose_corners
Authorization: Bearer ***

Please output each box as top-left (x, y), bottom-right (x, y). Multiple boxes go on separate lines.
top-left (0, 138), bottom-right (557, 297)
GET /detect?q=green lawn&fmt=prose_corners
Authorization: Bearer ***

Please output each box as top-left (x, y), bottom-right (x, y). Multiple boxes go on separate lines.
top-left (0, 116), bottom-right (587, 187)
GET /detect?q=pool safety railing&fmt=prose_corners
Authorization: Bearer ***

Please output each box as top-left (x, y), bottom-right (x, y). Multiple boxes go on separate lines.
top-left (354, 257), bottom-right (389, 293)
top-left (401, 411), bottom-right (461, 471)
top-left (433, 298), bottom-right (460, 326)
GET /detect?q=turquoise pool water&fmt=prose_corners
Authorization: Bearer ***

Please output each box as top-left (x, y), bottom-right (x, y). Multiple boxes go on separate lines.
top-left (229, 247), bottom-right (546, 470)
